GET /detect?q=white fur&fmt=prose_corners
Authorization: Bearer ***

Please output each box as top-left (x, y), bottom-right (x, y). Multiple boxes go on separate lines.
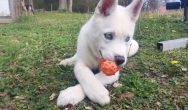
top-left (57, 72), bottom-right (119, 106)
top-left (57, 0), bottom-right (143, 107)
top-left (57, 85), bottom-right (84, 106)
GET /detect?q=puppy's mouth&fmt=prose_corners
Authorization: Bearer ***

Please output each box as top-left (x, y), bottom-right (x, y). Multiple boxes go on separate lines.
top-left (99, 50), bottom-right (126, 67)
top-left (98, 50), bottom-right (113, 61)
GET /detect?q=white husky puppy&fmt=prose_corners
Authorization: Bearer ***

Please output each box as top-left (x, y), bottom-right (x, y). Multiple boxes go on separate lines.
top-left (57, 0), bottom-right (143, 107)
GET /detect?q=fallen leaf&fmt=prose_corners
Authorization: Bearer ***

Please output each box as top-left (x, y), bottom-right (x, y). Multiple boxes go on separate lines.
top-left (85, 106), bottom-right (93, 110)
top-left (113, 82), bottom-right (123, 88)
top-left (1, 105), bottom-right (16, 110)
top-left (118, 92), bottom-right (135, 102)
top-left (0, 92), bottom-right (8, 97)
top-left (182, 76), bottom-right (188, 81)
top-left (161, 76), bottom-right (169, 86)
top-left (38, 85), bottom-right (47, 90)
top-left (123, 92), bottom-right (135, 98)
top-left (125, 105), bottom-right (131, 109)
top-left (156, 101), bottom-right (162, 107)
top-left (49, 93), bottom-right (57, 101)
top-left (179, 96), bottom-right (186, 99)
top-left (173, 100), bottom-right (181, 110)
top-left (14, 95), bottom-right (25, 100)
top-left (161, 74), bottom-right (169, 78)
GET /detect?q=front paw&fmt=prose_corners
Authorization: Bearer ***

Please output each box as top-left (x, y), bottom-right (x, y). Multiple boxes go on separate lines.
top-left (85, 84), bottom-right (110, 105)
top-left (57, 85), bottom-right (85, 107)
top-left (59, 59), bottom-right (73, 66)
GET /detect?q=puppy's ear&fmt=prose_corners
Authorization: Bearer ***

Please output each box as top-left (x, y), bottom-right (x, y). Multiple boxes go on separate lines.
top-left (95, 0), bottom-right (118, 16)
top-left (126, 0), bottom-right (144, 21)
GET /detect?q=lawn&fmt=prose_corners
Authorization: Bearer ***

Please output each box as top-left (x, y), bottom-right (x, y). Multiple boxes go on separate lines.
top-left (0, 12), bottom-right (188, 110)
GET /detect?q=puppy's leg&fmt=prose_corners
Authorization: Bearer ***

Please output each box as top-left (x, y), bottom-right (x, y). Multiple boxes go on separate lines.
top-left (59, 54), bottom-right (77, 66)
top-left (57, 84), bottom-right (84, 106)
top-left (57, 71), bottom-right (119, 107)
top-left (74, 62), bottom-right (110, 105)
top-left (128, 39), bottom-right (139, 57)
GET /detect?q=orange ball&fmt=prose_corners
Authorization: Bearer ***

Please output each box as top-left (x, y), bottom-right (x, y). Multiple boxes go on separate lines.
top-left (99, 58), bottom-right (120, 76)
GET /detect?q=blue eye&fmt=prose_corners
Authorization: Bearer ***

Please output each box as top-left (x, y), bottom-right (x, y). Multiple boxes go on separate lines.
top-left (104, 32), bottom-right (114, 40)
top-left (125, 36), bottom-right (131, 42)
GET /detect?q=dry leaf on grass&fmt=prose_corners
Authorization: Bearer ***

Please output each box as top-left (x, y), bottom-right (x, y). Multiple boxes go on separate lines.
top-left (1, 105), bottom-right (16, 110)
top-left (85, 106), bottom-right (93, 110)
top-left (49, 93), bottom-right (57, 101)
top-left (182, 76), bottom-right (188, 81)
top-left (14, 95), bottom-right (25, 100)
top-left (0, 92), bottom-right (8, 97)
top-left (38, 85), bottom-right (47, 90)
top-left (173, 100), bottom-right (181, 110)
top-left (156, 101), bottom-right (162, 107)
top-left (179, 95), bottom-right (186, 99)
top-left (161, 74), bottom-right (169, 78)
top-left (118, 92), bottom-right (135, 102)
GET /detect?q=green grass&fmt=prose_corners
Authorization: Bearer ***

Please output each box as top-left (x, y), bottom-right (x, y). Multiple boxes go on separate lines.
top-left (0, 12), bottom-right (188, 110)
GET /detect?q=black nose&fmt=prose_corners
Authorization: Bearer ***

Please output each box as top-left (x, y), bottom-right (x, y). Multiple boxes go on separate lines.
top-left (115, 56), bottom-right (125, 65)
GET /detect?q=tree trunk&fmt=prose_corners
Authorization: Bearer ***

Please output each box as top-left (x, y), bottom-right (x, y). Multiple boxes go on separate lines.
top-left (59, 0), bottom-right (72, 12)
top-left (143, 0), bottom-right (159, 11)
top-left (67, 0), bottom-right (72, 12)
top-left (152, 0), bottom-right (159, 10)
top-left (21, 0), bottom-right (27, 13)
top-left (29, 0), bottom-right (34, 11)
top-left (59, 0), bottom-right (67, 11)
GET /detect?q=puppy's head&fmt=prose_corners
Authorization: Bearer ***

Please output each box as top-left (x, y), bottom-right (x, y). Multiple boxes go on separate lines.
top-left (91, 0), bottom-right (143, 66)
